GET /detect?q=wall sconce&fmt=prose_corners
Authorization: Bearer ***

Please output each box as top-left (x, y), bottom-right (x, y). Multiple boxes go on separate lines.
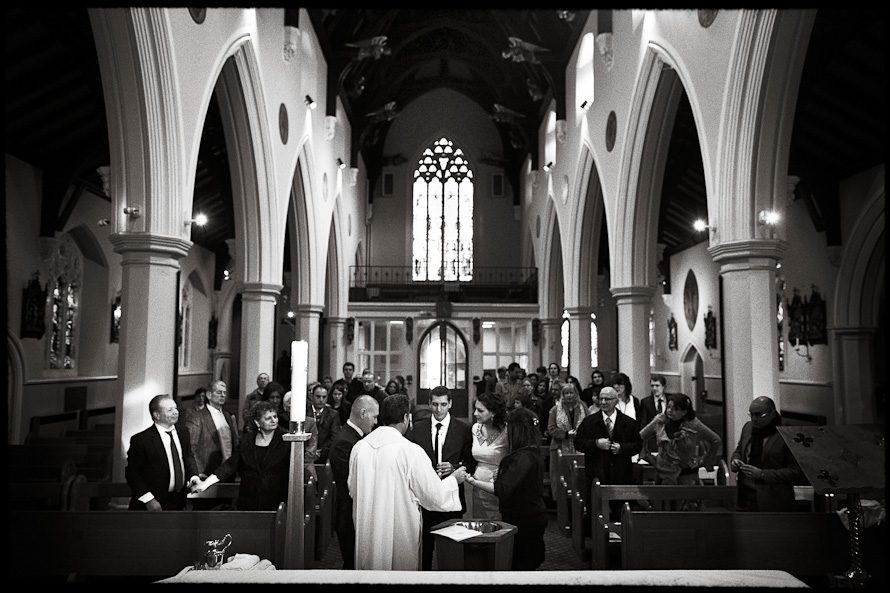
top-left (532, 318), bottom-right (541, 344)
top-left (123, 206), bottom-right (142, 218)
top-left (304, 94), bottom-right (317, 110)
top-left (692, 218), bottom-right (713, 233)
top-left (758, 209), bottom-right (780, 226)
top-left (346, 317), bottom-right (355, 343)
top-left (542, 161), bottom-right (553, 173)
top-left (579, 99), bottom-right (589, 110)
top-left (472, 318), bottom-right (481, 344)
top-left (337, 158), bottom-right (347, 170)
top-left (97, 219), bottom-right (110, 226)
top-left (186, 213), bottom-right (208, 227)
top-left (405, 317), bottom-right (414, 344)
top-left (282, 310), bottom-right (296, 326)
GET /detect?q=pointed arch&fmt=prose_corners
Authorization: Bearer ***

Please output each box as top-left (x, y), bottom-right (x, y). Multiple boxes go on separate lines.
top-left (541, 199), bottom-right (566, 319)
top-left (569, 146), bottom-right (608, 309)
top-left (324, 202), bottom-right (345, 318)
top-left (288, 154), bottom-right (314, 305)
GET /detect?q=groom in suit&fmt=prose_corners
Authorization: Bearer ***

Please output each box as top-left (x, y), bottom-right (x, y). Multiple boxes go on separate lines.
top-left (575, 386), bottom-right (642, 521)
top-left (408, 386), bottom-right (476, 570)
top-left (125, 394), bottom-right (199, 510)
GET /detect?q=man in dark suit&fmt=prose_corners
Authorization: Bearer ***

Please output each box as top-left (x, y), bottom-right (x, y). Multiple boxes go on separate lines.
top-left (407, 385), bottom-right (476, 570)
top-left (184, 380), bottom-right (239, 478)
top-left (340, 362), bottom-right (364, 404)
top-left (639, 374), bottom-right (669, 460)
top-left (125, 394), bottom-right (199, 510)
top-left (328, 395), bottom-right (380, 569)
top-left (575, 386), bottom-right (642, 521)
top-left (308, 383), bottom-right (341, 463)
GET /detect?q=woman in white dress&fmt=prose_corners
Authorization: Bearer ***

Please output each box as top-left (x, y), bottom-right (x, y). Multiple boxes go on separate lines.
top-left (468, 390), bottom-right (508, 520)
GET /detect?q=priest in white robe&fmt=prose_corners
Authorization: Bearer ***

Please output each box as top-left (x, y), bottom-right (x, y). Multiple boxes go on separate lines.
top-left (349, 393), bottom-right (468, 570)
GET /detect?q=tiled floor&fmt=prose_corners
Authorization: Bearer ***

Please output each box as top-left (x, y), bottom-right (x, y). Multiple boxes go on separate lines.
top-left (313, 508), bottom-right (589, 571)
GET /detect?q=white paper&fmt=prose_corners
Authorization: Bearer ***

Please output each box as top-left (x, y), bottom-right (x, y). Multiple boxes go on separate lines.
top-left (430, 524), bottom-right (483, 542)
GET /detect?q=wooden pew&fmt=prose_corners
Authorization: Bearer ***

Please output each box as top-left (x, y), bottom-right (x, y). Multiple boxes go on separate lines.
top-left (303, 476), bottom-right (316, 568)
top-left (7, 475), bottom-right (78, 510)
top-left (619, 504), bottom-right (849, 579)
top-left (313, 461), bottom-right (334, 561)
top-left (555, 451), bottom-right (584, 537)
top-left (7, 505), bottom-right (287, 582)
top-left (9, 443), bottom-right (112, 482)
top-left (589, 482), bottom-right (738, 569)
top-left (569, 459), bottom-right (587, 559)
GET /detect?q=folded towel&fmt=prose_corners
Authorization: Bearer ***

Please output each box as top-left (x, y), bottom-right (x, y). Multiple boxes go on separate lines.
top-left (222, 553), bottom-right (261, 570)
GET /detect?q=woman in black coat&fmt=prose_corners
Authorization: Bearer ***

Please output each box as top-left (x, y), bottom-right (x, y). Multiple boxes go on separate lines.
top-left (201, 401), bottom-right (290, 510)
top-left (467, 407), bottom-right (548, 569)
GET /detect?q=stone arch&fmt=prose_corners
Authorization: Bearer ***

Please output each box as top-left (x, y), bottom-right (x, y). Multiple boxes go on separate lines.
top-left (324, 206), bottom-right (344, 319)
top-left (541, 198), bottom-right (565, 319)
top-left (569, 146), bottom-right (608, 309)
top-left (287, 153), bottom-right (315, 306)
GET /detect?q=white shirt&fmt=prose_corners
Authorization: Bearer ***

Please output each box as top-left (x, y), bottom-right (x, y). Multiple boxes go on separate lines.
top-left (617, 397), bottom-right (637, 420)
top-left (345, 419), bottom-right (364, 438)
top-left (207, 404), bottom-right (233, 460)
top-left (430, 413), bottom-right (451, 465)
top-left (602, 410), bottom-right (618, 435)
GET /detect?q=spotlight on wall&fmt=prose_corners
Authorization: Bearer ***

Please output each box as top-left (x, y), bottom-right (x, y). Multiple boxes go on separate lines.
top-left (337, 158), bottom-right (347, 170)
top-left (542, 161), bottom-right (553, 172)
top-left (123, 206), bottom-right (141, 218)
top-left (758, 209), bottom-right (781, 226)
top-left (186, 213), bottom-right (208, 227)
top-left (304, 94), bottom-right (317, 110)
top-left (97, 219), bottom-right (110, 226)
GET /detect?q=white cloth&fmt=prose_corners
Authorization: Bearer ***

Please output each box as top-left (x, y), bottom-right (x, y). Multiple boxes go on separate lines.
top-left (207, 405), bottom-right (233, 460)
top-left (348, 425), bottom-right (461, 570)
top-left (430, 413), bottom-right (451, 465)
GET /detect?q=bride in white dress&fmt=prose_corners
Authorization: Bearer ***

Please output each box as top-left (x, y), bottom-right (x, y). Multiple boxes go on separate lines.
top-left (467, 391), bottom-right (509, 520)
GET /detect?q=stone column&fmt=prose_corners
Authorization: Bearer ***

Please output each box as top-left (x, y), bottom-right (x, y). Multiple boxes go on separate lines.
top-left (237, 282), bottom-right (281, 422)
top-left (324, 317), bottom-right (348, 381)
top-left (610, 286), bottom-right (655, 404)
top-left (538, 317), bottom-right (563, 370)
top-left (109, 233), bottom-right (191, 481)
top-left (595, 274), bottom-right (619, 373)
top-left (566, 306), bottom-right (593, 381)
top-left (709, 239), bottom-right (785, 446)
top-left (831, 326), bottom-right (878, 423)
top-left (293, 304), bottom-right (325, 381)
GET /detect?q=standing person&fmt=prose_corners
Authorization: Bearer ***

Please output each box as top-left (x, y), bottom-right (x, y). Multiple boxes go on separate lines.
top-left (242, 372), bottom-right (270, 431)
top-left (329, 395), bottom-right (379, 569)
top-left (407, 386), bottom-right (476, 571)
top-left (358, 369), bottom-right (387, 407)
top-left (731, 396), bottom-right (804, 511)
top-left (180, 385), bottom-right (207, 426)
top-left (329, 380), bottom-right (351, 427)
top-left (639, 393), bottom-right (722, 485)
top-left (546, 361), bottom-right (562, 387)
top-left (308, 383), bottom-right (341, 463)
top-left (194, 401), bottom-right (291, 510)
top-left (467, 391), bottom-right (508, 520)
top-left (580, 369), bottom-right (606, 407)
top-left (185, 380), bottom-right (239, 478)
top-left (612, 372), bottom-right (642, 422)
top-left (639, 375), bottom-right (669, 461)
top-left (349, 393), bottom-right (468, 570)
top-left (574, 386), bottom-right (643, 521)
top-left (340, 362), bottom-right (363, 404)
top-left (495, 361), bottom-right (523, 408)
top-left (126, 394), bottom-right (199, 510)
top-left (547, 382), bottom-right (588, 498)
top-left (532, 380), bottom-right (550, 432)
top-left (384, 379), bottom-right (401, 396)
top-left (467, 407), bottom-right (547, 570)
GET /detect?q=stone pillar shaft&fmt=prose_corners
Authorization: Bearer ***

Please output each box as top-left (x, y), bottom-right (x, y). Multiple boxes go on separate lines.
top-left (611, 286), bottom-right (655, 405)
top-left (237, 282), bottom-right (281, 422)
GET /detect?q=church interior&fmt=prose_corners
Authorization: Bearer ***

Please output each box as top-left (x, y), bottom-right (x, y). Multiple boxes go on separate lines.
top-left (5, 7), bottom-right (885, 585)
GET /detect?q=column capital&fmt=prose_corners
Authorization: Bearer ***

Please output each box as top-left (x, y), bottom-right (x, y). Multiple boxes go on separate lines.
top-left (610, 285), bottom-right (655, 304)
top-left (565, 306), bottom-right (594, 317)
top-left (326, 317), bottom-right (349, 325)
top-left (236, 282), bottom-right (284, 300)
top-left (293, 304), bottom-right (325, 316)
top-left (538, 317), bottom-right (563, 327)
top-left (109, 232), bottom-right (192, 261)
top-left (708, 239), bottom-right (786, 273)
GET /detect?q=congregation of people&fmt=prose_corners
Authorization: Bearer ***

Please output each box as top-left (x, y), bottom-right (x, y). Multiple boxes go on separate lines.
top-left (125, 359), bottom-right (807, 571)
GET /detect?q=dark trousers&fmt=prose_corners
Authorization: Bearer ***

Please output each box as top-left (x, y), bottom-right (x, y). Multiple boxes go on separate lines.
top-left (421, 508), bottom-right (463, 570)
top-left (334, 500), bottom-right (355, 569)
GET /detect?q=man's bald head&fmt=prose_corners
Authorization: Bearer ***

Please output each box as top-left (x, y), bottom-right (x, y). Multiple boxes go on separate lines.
top-left (749, 396), bottom-right (778, 428)
top-left (350, 395), bottom-right (380, 435)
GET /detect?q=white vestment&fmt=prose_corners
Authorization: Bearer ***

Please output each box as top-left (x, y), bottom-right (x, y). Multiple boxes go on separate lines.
top-left (348, 425), bottom-right (461, 570)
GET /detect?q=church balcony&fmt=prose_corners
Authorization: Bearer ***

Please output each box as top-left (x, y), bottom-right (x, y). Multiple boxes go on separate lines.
top-left (348, 266), bottom-right (538, 303)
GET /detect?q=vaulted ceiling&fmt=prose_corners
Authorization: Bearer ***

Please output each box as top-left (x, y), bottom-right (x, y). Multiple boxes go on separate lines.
top-left (4, 9), bottom-right (884, 280)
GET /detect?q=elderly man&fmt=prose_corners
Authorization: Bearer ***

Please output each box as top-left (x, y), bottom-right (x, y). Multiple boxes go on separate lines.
top-left (185, 380), bottom-right (239, 478)
top-left (329, 395), bottom-right (379, 569)
top-left (349, 394), bottom-right (467, 570)
top-left (242, 372), bottom-right (270, 430)
top-left (731, 396), bottom-right (804, 511)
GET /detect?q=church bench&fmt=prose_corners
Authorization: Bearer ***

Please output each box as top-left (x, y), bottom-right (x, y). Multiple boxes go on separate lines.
top-left (619, 504), bottom-right (849, 579)
top-left (7, 505), bottom-right (287, 582)
top-left (313, 461), bottom-right (334, 561)
top-left (9, 443), bottom-right (112, 482)
top-left (7, 476), bottom-right (78, 510)
top-left (555, 451), bottom-right (584, 537)
top-left (589, 482), bottom-right (738, 569)
top-left (569, 459), bottom-right (588, 559)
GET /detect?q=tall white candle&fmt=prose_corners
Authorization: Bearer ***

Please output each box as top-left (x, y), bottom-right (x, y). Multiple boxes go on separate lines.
top-left (291, 340), bottom-right (308, 422)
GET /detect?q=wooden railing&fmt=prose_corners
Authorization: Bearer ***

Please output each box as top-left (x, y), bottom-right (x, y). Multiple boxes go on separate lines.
top-left (349, 265), bottom-right (537, 303)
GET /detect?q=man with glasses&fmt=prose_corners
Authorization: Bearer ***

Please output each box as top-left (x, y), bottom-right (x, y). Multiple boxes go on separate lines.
top-left (575, 386), bottom-right (643, 521)
top-left (730, 396), bottom-right (804, 511)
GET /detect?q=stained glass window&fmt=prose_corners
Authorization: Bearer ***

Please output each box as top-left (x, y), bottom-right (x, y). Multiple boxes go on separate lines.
top-left (46, 237), bottom-right (81, 370)
top-left (412, 137), bottom-right (473, 281)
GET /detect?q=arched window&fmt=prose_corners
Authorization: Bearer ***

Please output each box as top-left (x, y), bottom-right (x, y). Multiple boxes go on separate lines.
top-left (560, 309), bottom-right (570, 370)
top-left (46, 236), bottom-right (81, 370)
top-left (412, 137), bottom-right (474, 281)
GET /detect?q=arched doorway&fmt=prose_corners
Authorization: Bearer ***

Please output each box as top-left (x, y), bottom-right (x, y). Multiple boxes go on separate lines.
top-left (680, 344), bottom-right (705, 410)
top-left (416, 322), bottom-right (469, 418)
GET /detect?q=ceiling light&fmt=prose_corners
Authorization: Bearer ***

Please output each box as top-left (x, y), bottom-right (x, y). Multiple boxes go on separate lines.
top-left (337, 158), bottom-right (347, 170)
top-left (123, 206), bottom-right (141, 218)
top-left (304, 94), bottom-right (317, 109)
